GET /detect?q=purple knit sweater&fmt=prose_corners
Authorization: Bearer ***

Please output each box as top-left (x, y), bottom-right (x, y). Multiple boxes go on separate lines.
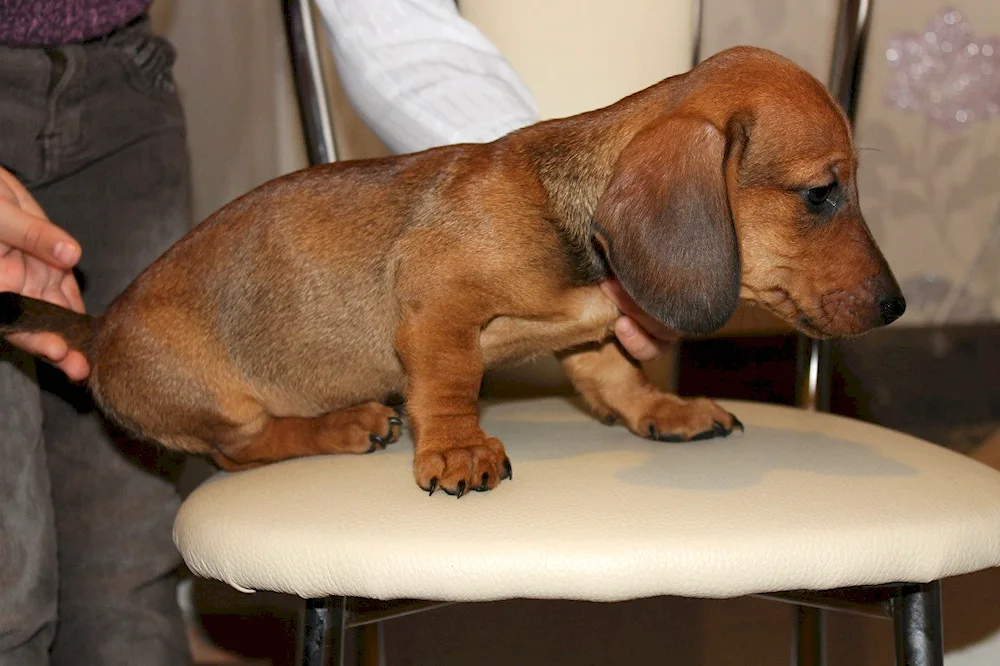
top-left (0, 0), bottom-right (151, 46)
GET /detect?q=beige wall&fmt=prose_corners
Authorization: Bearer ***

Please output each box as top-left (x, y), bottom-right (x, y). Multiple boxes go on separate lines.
top-left (151, 0), bottom-right (306, 222)
top-left (700, 0), bottom-right (838, 80)
top-left (152, 0), bottom-right (390, 224)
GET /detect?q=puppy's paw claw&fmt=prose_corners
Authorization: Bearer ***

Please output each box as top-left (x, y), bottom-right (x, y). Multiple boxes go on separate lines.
top-left (502, 457), bottom-right (513, 481)
top-left (648, 423), bottom-right (685, 443)
top-left (367, 434), bottom-right (385, 453)
top-left (445, 480), bottom-right (468, 499)
top-left (414, 437), bottom-right (509, 496)
top-left (634, 397), bottom-right (742, 443)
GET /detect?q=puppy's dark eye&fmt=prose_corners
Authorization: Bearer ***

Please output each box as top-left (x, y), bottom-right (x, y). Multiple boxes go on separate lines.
top-left (804, 181), bottom-right (838, 212)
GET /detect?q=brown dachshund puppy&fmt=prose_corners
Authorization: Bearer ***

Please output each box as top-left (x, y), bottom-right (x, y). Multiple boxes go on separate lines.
top-left (1, 46), bottom-right (904, 497)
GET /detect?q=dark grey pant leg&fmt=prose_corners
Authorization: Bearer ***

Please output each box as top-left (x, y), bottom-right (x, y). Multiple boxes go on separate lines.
top-left (36, 134), bottom-right (193, 666)
top-left (1, 21), bottom-right (194, 666)
top-left (0, 43), bottom-right (61, 666)
top-left (0, 356), bottom-right (57, 666)
top-left (34, 29), bottom-right (194, 666)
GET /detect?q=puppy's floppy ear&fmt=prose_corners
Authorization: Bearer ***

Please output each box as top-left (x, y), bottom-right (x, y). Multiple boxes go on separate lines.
top-left (593, 115), bottom-right (741, 334)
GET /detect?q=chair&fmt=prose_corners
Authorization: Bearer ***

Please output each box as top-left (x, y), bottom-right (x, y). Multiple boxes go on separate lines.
top-left (175, 396), bottom-right (1000, 665)
top-left (174, 2), bottom-right (1000, 664)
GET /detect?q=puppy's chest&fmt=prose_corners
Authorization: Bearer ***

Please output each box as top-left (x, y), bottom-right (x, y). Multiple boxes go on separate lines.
top-left (478, 286), bottom-right (619, 367)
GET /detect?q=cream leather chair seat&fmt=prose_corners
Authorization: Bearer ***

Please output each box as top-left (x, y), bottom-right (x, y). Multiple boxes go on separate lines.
top-left (174, 396), bottom-right (1000, 664)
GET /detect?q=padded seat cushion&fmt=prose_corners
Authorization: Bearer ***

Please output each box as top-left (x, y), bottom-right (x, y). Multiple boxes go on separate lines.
top-left (174, 397), bottom-right (1000, 601)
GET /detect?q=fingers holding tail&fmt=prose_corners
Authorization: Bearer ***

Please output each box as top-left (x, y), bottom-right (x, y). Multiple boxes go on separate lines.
top-left (0, 291), bottom-right (96, 354)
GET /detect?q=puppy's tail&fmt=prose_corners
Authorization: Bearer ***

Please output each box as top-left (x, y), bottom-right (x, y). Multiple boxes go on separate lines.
top-left (0, 291), bottom-right (96, 354)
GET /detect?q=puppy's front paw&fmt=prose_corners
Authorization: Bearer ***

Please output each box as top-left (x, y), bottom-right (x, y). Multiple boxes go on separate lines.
top-left (625, 396), bottom-right (743, 443)
top-left (414, 436), bottom-right (512, 497)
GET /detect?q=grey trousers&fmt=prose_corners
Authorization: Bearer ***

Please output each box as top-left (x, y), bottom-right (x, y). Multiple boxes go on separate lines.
top-left (0, 19), bottom-right (193, 666)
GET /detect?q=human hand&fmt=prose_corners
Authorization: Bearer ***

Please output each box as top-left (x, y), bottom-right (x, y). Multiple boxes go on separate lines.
top-left (0, 167), bottom-right (89, 380)
top-left (600, 279), bottom-right (679, 362)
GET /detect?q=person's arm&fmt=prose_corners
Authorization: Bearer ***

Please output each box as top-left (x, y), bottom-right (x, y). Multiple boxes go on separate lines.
top-left (0, 167), bottom-right (89, 380)
top-left (316, 0), bottom-right (539, 153)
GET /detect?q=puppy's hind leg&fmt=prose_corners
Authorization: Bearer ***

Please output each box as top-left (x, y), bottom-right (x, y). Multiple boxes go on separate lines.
top-left (212, 401), bottom-right (403, 471)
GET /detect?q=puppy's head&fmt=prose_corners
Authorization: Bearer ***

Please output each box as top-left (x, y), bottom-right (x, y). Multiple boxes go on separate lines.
top-left (593, 46), bottom-right (904, 338)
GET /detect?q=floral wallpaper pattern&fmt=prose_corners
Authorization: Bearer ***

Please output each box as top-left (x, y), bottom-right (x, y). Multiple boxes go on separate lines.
top-left (884, 9), bottom-right (999, 128)
top-left (701, 0), bottom-right (1000, 327)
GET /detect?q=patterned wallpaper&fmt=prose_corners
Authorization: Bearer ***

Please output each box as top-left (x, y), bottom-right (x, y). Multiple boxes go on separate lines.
top-left (858, 5), bottom-right (1000, 325)
top-left (701, 0), bottom-right (1000, 327)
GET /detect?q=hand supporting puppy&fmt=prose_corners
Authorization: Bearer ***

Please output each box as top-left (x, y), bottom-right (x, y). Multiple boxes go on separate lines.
top-left (0, 167), bottom-right (89, 381)
top-left (601, 279), bottom-right (679, 361)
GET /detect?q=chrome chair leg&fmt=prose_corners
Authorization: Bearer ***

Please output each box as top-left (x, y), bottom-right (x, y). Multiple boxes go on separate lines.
top-left (892, 582), bottom-right (944, 666)
top-left (299, 596), bottom-right (348, 666)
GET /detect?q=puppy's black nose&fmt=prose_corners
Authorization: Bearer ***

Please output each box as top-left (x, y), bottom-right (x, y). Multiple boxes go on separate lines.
top-left (879, 295), bottom-right (906, 325)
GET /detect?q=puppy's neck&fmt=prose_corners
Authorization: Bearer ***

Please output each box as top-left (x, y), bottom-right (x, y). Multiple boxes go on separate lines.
top-left (513, 86), bottom-right (673, 285)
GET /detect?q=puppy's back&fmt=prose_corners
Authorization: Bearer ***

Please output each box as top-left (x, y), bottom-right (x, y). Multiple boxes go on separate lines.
top-left (90, 159), bottom-right (420, 439)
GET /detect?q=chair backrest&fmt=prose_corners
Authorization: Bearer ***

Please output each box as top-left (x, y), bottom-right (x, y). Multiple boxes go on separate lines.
top-left (458, 0), bottom-right (698, 120)
top-left (283, 0), bottom-right (339, 165)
